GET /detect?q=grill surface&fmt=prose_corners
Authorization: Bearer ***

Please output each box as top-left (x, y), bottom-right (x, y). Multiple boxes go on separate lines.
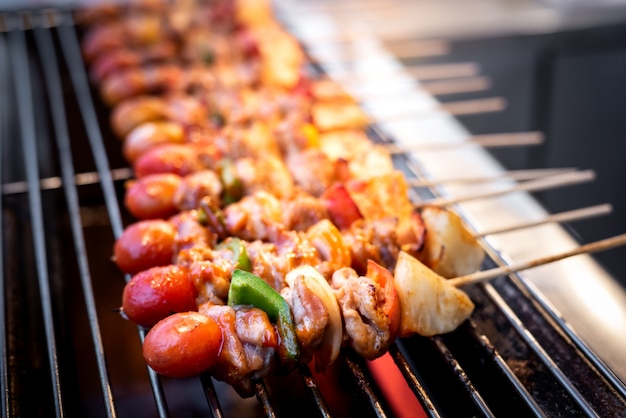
top-left (1, 4), bottom-right (626, 418)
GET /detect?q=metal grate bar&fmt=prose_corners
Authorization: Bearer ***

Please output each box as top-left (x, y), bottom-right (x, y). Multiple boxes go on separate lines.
top-left (53, 9), bottom-right (174, 417)
top-left (31, 13), bottom-right (117, 418)
top-left (388, 344), bottom-right (441, 418)
top-left (55, 10), bottom-right (124, 239)
top-left (1, 167), bottom-right (133, 195)
top-left (200, 374), bottom-right (225, 418)
top-left (298, 366), bottom-right (332, 418)
top-left (7, 15), bottom-right (64, 418)
top-left (480, 281), bottom-right (600, 417)
top-left (431, 337), bottom-right (496, 418)
top-left (0, 30), bottom-right (9, 418)
top-left (255, 380), bottom-right (277, 418)
top-left (344, 352), bottom-right (387, 417)
top-left (462, 322), bottom-right (546, 417)
top-left (508, 269), bottom-right (626, 399)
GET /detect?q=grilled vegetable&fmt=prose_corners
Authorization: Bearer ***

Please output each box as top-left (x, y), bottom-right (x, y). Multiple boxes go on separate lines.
top-left (113, 219), bottom-right (176, 275)
top-left (393, 251), bottom-right (474, 337)
top-left (418, 206), bottom-right (485, 278)
top-left (133, 143), bottom-right (204, 178)
top-left (319, 182), bottom-right (363, 230)
top-left (218, 159), bottom-right (244, 205)
top-left (122, 265), bottom-right (198, 327)
top-left (124, 173), bottom-right (181, 220)
top-left (284, 265), bottom-right (342, 371)
top-left (216, 237), bottom-right (252, 272)
top-left (228, 269), bottom-right (299, 371)
top-left (143, 311), bottom-right (223, 378)
top-left (365, 259), bottom-right (401, 341)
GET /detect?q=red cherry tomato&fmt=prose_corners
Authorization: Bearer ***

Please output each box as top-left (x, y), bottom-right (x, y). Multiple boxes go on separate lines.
top-left (123, 121), bottom-right (185, 163)
top-left (124, 173), bottom-right (182, 220)
top-left (114, 220), bottom-right (177, 275)
top-left (142, 311), bottom-right (223, 378)
top-left (122, 265), bottom-right (197, 327)
top-left (133, 144), bottom-right (203, 178)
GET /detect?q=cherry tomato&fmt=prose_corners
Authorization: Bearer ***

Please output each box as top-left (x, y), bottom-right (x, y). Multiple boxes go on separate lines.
top-left (142, 311), bottom-right (223, 378)
top-left (123, 121), bottom-right (185, 163)
top-left (124, 173), bottom-right (182, 220)
top-left (110, 96), bottom-right (165, 139)
top-left (114, 220), bottom-right (177, 275)
top-left (122, 265), bottom-right (197, 327)
top-left (133, 144), bottom-right (203, 178)
top-left (365, 260), bottom-right (401, 341)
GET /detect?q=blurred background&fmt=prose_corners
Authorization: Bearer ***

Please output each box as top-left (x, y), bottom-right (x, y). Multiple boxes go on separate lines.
top-left (277, 0), bottom-right (626, 288)
top-left (275, 0), bottom-right (626, 383)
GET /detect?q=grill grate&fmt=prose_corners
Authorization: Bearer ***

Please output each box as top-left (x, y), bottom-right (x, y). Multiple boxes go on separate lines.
top-left (1, 6), bottom-right (625, 418)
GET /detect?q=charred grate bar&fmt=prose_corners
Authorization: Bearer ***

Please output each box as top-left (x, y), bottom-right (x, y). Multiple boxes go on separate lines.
top-left (6, 14), bottom-right (64, 417)
top-left (0, 20), bottom-right (9, 418)
top-left (0, 6), bottom-right (625, 418)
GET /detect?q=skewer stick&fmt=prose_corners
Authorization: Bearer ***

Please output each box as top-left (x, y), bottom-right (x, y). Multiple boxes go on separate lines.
top-left (352, 76), bottom-right (491, 102)
top-left (414, 169), bottom-right (596, 208)
top-left (384, 39), bottom-right (451, 59)
top-left (475, 203), bottom-right (613, 237)
top-left (331, 62), bottom-right (481, 84)
top-left (374, 97), bottom-right (507, 122)
top-left (420, 76), bottom-right (491, 96)
top-left (450, 233), bottom-right (626, 288)
top-left (406, 62), bottom-right (481, 80)
top-left (309, 39), bottom-right (449, 65)
top-left (407, 167), bottom-right (577, 188)
top-left (387, 131), bottom-right (544, 154)
top-left (439, 97), bottom-right (507, 116)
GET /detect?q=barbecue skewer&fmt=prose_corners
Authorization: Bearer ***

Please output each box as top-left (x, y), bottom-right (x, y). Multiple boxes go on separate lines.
top-left (450, 232), bottom-right (626, 288)
top-left (415, 169), bottom-right (596, 208)
top-left (475, 203), bottom-right (613, 237)
top-left (386, 131), bottom-right (544, 154)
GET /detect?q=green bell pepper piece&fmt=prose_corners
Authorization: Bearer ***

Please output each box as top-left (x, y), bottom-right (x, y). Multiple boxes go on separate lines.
top-left (228, 269), bottom-right (299, 372)
top-left (218, 159), bottom-right (244, 206)
top-left (216, 238), bottom-right (252, 272)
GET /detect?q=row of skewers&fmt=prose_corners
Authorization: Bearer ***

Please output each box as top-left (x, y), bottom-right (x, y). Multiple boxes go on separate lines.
top-left (77, 0), bottom-right (626, 398)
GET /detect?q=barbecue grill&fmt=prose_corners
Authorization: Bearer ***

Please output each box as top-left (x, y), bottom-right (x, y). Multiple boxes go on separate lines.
top-left (1, 1), bottom-right (626, 417)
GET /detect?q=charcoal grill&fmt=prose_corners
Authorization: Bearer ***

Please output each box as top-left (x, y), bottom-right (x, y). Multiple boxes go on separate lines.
top-left (1, 3), bottom-right (626, 418)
